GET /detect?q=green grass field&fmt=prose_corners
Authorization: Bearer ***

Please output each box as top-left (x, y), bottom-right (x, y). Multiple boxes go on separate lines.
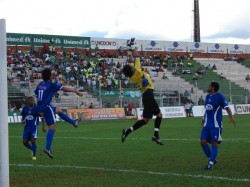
top-left (9, 115), bottom-right (250, 187)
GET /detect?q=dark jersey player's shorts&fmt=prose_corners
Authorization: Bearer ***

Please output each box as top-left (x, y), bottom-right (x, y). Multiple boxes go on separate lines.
top-left (142, 91), bottom-right (161, 119)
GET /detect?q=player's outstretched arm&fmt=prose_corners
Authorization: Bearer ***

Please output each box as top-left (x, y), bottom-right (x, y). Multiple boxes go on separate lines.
top-left (225, 107), bottom-right (236, 127)
top-left (61, 87), bottom-right (83, 97)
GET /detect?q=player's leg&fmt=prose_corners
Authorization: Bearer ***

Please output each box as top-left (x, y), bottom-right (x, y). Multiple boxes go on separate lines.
top-left (205, 127), bottom-right (221, 169)
top-left (121, 118), bottom-right (149, 143)
top-left (56, 107), bottom-right (81, 127)
top-left (30, 126), bottom-right (38, 160)
top-left (200, 127), bottom-right (211, 159)
top-left (23, 126), bottom-right (32, 150)
top-left (152, 112), bottom-right (164, 145)
top-left (43, 106), bottom-right (57, 158)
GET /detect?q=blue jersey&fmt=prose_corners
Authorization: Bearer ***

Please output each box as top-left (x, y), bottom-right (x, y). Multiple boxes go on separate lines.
top-left (20, 105), bottom-right (40, 126)
top-left (204, 93), bottom-right (228, 128)
top-left (34, 81), bottom-right (63, 112)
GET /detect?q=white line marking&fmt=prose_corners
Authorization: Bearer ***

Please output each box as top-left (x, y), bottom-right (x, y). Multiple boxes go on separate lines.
top-left (9, 136), bottom-right (250, 142)
top-left (10, 163), bottom-right (250, 183)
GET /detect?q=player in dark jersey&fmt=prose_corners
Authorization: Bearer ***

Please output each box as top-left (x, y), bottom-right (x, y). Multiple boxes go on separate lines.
top-left (34, 68), bottom-right (83, 158)
top-left (201, 82), bottom-right (236, 170)
top-left (21, 96), bottom-right (46, 160)
top-left (121, 38), bottom-right (163, 145)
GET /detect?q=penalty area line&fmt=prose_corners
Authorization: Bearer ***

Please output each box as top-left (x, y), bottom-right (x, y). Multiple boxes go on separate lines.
top-left (10, 163), bottom-right (250, 183)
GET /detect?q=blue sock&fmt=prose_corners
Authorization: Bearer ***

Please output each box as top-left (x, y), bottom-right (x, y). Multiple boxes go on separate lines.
top-left (24, 143), bottom-right (32, 150)
top-left (31, 143), bottom-right (37, 157)
top-left (46, 129), bottom-right (55, 150)
top-left (58, 112), bottom-right (76, 125)
top-left (210, 145), bottom-right (218, 163)
top-left (202, 144), bottom-right (211, 158)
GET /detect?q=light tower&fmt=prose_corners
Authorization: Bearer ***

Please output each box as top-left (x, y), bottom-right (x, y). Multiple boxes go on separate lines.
top-left (194, 0), bottom-right (200, 42)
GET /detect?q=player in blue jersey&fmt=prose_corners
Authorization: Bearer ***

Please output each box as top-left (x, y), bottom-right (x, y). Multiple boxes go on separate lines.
top-left (21, 96), bottom-right (46, 160)
top-left (201, 82), bottom-right (236, 170)
top-left (34, 68), bottom-right (83, 158)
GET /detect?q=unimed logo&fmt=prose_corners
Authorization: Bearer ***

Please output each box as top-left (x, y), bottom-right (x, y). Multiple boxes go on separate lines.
top-left (236, 105), bottom-right (250, 114)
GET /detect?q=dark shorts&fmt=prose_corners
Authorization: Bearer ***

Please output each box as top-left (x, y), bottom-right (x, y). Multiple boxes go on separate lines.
top-left (43, 105), bottom-right (57, 126)
top-left (142, 92), bottom-right (161, 119)
top-left (23, 125), bottom-right (38, 140)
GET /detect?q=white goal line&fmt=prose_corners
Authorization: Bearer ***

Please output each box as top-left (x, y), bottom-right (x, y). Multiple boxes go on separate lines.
top-left (10, 163), bottom-right (250, 183)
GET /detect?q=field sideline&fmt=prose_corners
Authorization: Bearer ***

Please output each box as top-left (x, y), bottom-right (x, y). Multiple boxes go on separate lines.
top-left (9, 115), bottom-right (250, 187)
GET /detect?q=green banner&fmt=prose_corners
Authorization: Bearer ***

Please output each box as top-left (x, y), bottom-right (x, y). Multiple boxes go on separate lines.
top-left (6, 33), bottom-right (90, 48)
top-left (8, 112), bottom-right (61, 124)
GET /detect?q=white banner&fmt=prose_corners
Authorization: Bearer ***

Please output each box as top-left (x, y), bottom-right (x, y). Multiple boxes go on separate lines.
top-left (91, 37), bottom-right (250, 54)
top-left (227, 44), bottom-right (246, 54)
top-left (137, 40), bottom-right (165, 51)
top-left (192, 105), bottom-right (235, 117)
top-left (136, 106), bottom-right (186, 119)
top-left (207, 43), bottom-right (227, 53)
top-left (235, 104), bottom-right (250, 114)
top-left (165, 41), bottom-right (187, 52)
top-left (91, 38), bottom-right (118, 50)
top-left (187, 42), bottom-right (208, 53)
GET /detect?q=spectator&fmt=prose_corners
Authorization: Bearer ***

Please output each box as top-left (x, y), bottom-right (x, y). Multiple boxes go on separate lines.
top-left (128, 102), bottom-right (133, 116)
top-left (206, 64), bottom-right (212, 70)
top-left (114, 102), bottom-right (119, 108)
top-left (212, 64), bottom-right (217, 70)
top-left (246, 74), bottom-right (250, 82)
top-left (198, 95), bottom-right (205, 105)
top-left (54, 93), bottom-right (61, 103)
top-left (192, 73), bottom-right (202, 80)
top-left (184, 90), bottom-right (190, 97)
top-left (89, 103), bottom-right (94, 109)
top-left (190, 87), bottom-right (195, 94)
top-left (184, 102), bottom-right (191, 117)
top-left (219, 72), bottom-right (225, 79)
top-left (123, 101), bottom-right (128, 115)
top-left (162, 73), bottom-right (168, 80)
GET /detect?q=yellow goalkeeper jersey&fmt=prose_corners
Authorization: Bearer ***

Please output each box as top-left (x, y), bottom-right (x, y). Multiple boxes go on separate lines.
top-left (129, 57), bottom-right (154, 93)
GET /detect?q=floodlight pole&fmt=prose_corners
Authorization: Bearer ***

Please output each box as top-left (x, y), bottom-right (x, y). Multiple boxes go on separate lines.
top-left (0, 19), bottom-right (10, 187)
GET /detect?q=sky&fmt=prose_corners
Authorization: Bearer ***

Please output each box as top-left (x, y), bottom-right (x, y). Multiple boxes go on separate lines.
top-left (0, 0), bottom-right (249, 44)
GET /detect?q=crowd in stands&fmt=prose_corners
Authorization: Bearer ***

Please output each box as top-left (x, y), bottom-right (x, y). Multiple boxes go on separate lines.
top-left (7, 44), bottom-right (250, 110)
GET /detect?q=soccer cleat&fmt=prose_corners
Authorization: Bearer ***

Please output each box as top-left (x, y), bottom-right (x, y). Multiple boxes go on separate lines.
top-left (204, 161), bottom-right (216, 170)
top-left (43, 148), bottom-right (54, 159)
top-left (204, 163), bottom-right (213, 170)
top-left (32, 156), bottom-right (37, 161)
top-left (73, 118), bottom-right (82, 128)
top-left (152, 136), bottom-right (164, 145)
top-left (121, 129), bottom-right (128, 143)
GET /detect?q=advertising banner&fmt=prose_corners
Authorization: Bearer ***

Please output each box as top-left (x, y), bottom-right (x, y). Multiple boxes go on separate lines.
top-left (67, 108), bottom-right (125, 120)
top-left (137, 40), bottom-right (165, 51)
top-left (192, 105), bottom-right (235, 117)
top-left (207, 43), bottom-right (227, 53)
top-left (165, 41), bottom-right (187, 52)
top-left (187, 42), bottom-right (208, 53)
top-left (227, 44), bottom-right (246, 54)
top-left (136, 106), bottom-right (186, 120)
top-left (91, 37), bottom-right (118, 50)
top-left (235, 104), bottom-right (250, 114)
top-left (6, 33), bottom-right (90, 48)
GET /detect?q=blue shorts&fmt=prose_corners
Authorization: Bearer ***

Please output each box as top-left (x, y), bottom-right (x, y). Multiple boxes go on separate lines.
top-left (43, 105), bottom-right (57, 126)
top-left (200, 127), bottom-right (222, 143)
top-left (23, 125), bottom-right (38, 140)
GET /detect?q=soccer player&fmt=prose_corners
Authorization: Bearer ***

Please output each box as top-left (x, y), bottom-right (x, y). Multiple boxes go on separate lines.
top-left (21, 96), bottom-right (46, 160)
top-left (201, 82), bottom-right (236, 170)
top-left (34, 68), bottom-right (83, 158)
top-left (121, 38), bottom-right (164, 145)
